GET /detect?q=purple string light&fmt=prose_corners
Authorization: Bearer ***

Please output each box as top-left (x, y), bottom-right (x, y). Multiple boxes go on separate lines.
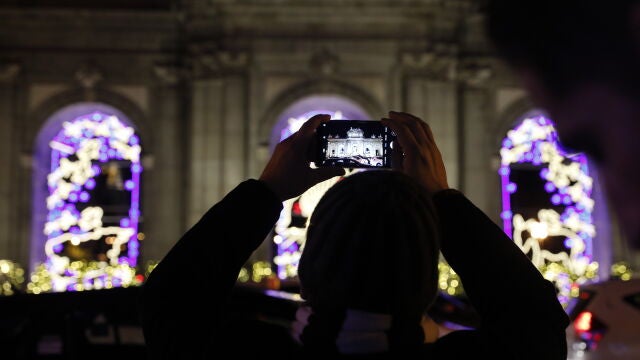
top-left (46, 111), bottom-right (143, 290)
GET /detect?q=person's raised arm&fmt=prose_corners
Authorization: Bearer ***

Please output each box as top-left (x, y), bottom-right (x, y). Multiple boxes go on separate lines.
top-left (382, 111), bottom-right (569, 359)
top-left (141, 114), bottom-right (343, 359)
top-left (382, 111), bottom-right (449, 195)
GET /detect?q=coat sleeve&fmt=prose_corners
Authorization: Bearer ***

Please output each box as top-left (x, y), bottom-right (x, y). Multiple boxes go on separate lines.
top-left (432, 189), bottom-right (569, 360)
top-left (139, 179), bottom-right (284, 359)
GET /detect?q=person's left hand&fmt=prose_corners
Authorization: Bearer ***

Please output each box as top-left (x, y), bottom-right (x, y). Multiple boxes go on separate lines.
top-left (381, 111), bottom-right (449, 195)
top-left (259, 114), bottom-right (345, 201)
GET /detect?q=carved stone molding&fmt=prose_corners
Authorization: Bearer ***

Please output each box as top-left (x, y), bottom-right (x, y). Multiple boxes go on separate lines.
top-left (75, 63), bottom-right (103, 89)
top-left (456, 59), bottom-right (494, 87)
top-left (0, 63), bottom-right (21, 83)
top-left (400, 43), bottom-right (458, 80)
top-left (401, 49), bottom-right (494, 86)
top-left (153, 63), bottom-right (188, 86)
top-left (401, 51), bottom-right (457, 80)
top-left (309, 48), bottom-right (340, 77)
top-left (190, 43), bottom-right (250, 76)
top-left (401, 52), bottom-right (437, 69)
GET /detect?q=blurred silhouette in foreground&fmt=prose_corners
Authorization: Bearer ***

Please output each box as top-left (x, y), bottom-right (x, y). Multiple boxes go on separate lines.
top-left (487, 0), bottom-right (640, 249)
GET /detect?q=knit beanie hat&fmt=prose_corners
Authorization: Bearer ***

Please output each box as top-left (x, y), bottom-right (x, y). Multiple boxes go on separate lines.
top-left (298, 170), bottom-right (441, 327)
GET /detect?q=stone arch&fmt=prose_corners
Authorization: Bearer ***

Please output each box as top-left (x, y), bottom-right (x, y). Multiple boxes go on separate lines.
top-left (257, 79), bottom-right (384, 149)
top-left (27, 88), bottom-right (151, 153)
top-left (254, 79), bottom-right (383, 279)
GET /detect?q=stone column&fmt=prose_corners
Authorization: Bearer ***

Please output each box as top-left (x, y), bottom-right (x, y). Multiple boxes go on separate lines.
top-left (141, 64), bottom-right (188, 263)
top-left (457, 60), bottom-right (494, 213)
top-left (401, 51), bottom-right (459, 189)
top-left (0, 64), bottom-right (20, 263)
top-left (187, 50), bottom-right (249, 227)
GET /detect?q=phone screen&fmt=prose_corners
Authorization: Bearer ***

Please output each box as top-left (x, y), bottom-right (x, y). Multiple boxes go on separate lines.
top-left (314, 120), bottom-right (395, 168)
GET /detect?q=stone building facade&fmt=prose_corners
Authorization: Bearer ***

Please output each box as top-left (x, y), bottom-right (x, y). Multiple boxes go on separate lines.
top-left (326, 128), bottom-right (383, 161)
top-left (0, 0), bottom-right (632, 280)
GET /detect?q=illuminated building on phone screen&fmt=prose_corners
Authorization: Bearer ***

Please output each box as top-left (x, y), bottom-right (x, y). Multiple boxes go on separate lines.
top-left (326, 128), bottom-right (383, 158)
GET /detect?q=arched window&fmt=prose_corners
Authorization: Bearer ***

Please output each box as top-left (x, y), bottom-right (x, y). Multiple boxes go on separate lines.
top-left (32, 104), bottom-right (143, 292)
top-left (499, 112), bottom-right (597, 305)
top-left (270, 95), bottom-right (370, 279)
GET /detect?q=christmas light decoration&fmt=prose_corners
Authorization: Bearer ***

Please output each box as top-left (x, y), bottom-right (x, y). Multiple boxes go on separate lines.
top-left (43, 112), bottom-right (142, 292)
top-left (237, 267), bottom-right (250, 283)
top-left (611, 261), bottom-right (633, 281)
top-left (251, 261), bottom-right (274, 283)
top-left (26, 261), bottom-right (141, 294)
top-left (438, 262), bottom-right (464, 296)
top-left (500, 115), bottom-right (597, 305)
top-left (0, 260), bottom-right (25, 296)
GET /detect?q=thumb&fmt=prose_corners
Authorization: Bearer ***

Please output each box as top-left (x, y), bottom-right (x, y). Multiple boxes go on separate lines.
top-left (309, 167), bottom-right (346, 185)
top-left (392, 141), bottom-right (404, 171)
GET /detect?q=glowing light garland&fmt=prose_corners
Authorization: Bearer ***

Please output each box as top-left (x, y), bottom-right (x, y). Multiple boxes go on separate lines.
top-left (611, 261), bottom-right (633, 281)
top-left (500, 115), bottom-right (597, 305)
top-left (43, 112), bottom-right (142, 292)
top-left (438, 262), bottom-right (464, 296)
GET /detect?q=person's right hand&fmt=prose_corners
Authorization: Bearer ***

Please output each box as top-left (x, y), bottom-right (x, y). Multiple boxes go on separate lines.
top-left (259, 114), bottom-right (345, 201)
top-left (381, 111), bottom-right (449, 195)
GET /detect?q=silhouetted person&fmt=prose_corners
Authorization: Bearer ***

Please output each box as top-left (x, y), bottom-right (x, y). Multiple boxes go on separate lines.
top-left (140, 113), bottom-right (568, 359)
top-left (487, 0), bottom-right (640, 249)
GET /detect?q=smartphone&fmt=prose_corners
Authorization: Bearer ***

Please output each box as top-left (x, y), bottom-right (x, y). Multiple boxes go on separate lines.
top-left (313, 120), bottom-right (395, 168)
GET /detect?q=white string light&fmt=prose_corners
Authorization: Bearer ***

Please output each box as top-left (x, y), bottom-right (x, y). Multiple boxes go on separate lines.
top-left (501, 116), bottom-right (597, 306)
top-left (41, 112), bottom-right (142, 292)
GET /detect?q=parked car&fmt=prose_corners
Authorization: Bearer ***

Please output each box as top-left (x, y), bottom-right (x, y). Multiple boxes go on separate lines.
top-left (566, 278), bottom-right (640, 360)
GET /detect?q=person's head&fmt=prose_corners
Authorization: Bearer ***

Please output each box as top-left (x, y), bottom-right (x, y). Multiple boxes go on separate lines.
top-left (297, 170), bottom-right (440, 323)
top-left (487, 0), bottom-right (640, 248)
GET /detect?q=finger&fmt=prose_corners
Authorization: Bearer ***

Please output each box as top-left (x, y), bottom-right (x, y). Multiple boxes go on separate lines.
top-left (417, 119), bottom-right (436, 146)
top-left (390, 111), bottom-right (422, 122)
top-left (381, 117), bottom-right (419, 153)
top-left (416, 120), bottom-right (443, 164)
top-left (389, 111), bottom-right (428, 146)
top-left (298, 114), bottom-right (331, 138)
